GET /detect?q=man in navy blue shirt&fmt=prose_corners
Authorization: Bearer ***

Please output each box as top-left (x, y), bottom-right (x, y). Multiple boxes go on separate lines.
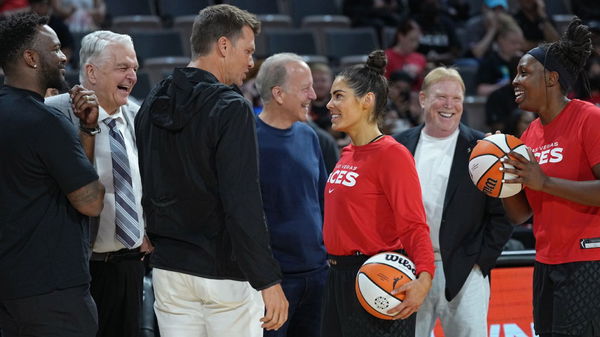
top-left (254, 53), bottom-right (328, 337)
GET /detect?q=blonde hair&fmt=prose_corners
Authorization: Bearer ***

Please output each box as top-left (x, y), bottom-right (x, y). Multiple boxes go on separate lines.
top-left (421, 67), bottom-right (465, 94)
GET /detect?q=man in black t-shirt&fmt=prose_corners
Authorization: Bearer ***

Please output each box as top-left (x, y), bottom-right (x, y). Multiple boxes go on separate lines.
top-left (0, 13), bottom-right (104, 337)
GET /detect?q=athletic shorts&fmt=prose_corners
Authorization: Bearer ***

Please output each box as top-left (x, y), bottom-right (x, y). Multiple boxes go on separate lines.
top-left (533, 260), bottom-right (600, 336)
top-left (321, 254), bottom-right (415, 337)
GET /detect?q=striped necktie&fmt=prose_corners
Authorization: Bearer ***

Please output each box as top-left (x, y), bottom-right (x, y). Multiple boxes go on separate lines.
top-left (104, 118), bottom-right (141, 248)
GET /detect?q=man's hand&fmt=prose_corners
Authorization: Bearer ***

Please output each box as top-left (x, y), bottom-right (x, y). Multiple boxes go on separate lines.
top-left (70, 85), bottom-right (99, 127)
top-left (260, 284), bottom-right (288, 331)
top-left (387, 272), bottom-right (432, 320)
top-left (140, 234), bottom-right (154, 260)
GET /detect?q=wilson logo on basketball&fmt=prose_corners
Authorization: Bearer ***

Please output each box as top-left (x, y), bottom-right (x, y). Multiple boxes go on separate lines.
top-left (355, 252), bottom-right (417, 320)
top-left (384, 253), bottom-right (417, 275)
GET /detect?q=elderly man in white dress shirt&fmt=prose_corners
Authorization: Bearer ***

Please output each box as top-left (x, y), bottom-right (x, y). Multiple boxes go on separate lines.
top-left (45, 30), bottom-right (151, 337)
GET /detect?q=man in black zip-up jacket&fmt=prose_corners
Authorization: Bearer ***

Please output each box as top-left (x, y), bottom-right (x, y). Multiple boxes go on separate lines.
top-left (134, 5), bottom-right (288, 336)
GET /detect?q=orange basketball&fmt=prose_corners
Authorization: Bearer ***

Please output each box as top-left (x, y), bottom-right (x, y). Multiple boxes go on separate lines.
top-left (468, 134), bottom-right (530, 198)
top-left (355, 252), bottom-right (416, 320)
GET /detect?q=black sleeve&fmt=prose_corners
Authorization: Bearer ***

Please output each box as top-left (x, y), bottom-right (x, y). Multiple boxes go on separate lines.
top-left (476, 180), bottom-right (514, 276)
top-left (37, 109), bottom-right (98, 195)
top-left (215, 99), bottom-right (282, 290)
top-left (476, 56), bottom-right (498, 85)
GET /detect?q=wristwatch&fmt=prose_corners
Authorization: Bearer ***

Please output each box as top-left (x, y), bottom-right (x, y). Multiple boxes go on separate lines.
top-left (79, 124), bottom-right (101, 135)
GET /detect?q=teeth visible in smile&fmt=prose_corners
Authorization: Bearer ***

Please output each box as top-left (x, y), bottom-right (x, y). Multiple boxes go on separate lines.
top-left (439, 112), bottom-right (452, 118)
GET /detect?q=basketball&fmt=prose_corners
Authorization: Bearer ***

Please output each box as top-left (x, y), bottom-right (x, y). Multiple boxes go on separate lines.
top-left (468, 134), bottom-right (530, 198)
top-left (355, 252), bottom-right (416, 320)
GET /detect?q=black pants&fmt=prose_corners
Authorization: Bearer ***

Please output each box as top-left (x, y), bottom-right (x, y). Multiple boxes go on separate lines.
top-left (0, 284), bottom-right (97, 337)
top-left (90, 257), bottom-right (144, 337)
top-left (321, 255), bottom-right (415, 337)
top-left (533, 261), bottom-right (600, 337)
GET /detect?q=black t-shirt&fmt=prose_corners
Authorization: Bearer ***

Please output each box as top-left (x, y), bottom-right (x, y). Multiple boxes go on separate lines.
top-left (0, 86), bottom-right (98, 300)
top-left (416, 14), bottom-right (460, 56)
top-left (476, 50), bottom-right (512, 86)
top-left (513, 11), bottom-right (556, 45)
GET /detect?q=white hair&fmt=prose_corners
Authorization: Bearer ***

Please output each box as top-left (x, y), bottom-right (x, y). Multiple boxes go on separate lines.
top-left (255, 53), bottom-right (306, 104)
top-left (78, 30), bottom-right (134, 83)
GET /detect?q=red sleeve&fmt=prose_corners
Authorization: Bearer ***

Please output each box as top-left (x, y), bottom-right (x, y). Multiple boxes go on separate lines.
top-left (580, 104), bottom-right (600, 167)
top-left (378, 143), bottom-right (435, 277)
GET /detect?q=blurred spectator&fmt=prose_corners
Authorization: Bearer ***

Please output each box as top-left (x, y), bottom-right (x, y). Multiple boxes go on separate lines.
top-left (485, 56), bottom-right (520, 132)
top-left (571, 0), bottom-right (600, 23)
top-left (343, 0), bottom-right (406, 43)
top-left (29, 0), bottom-right (75, 69)
top-left (505, 109), bottom-right (536, 137)
top-left (463, 0), bottom-right (511, 59)
top-left (0, 0), bottom-right (29, 17)
top-left (572, 21), bottom-right (600, 103)
top-left (240, 59), bottom-right (263, 114)
top-left (513, 0), bottom-right (560, 51)
top-left (52, 0), bottom-right (106, 32)
top-left (415, 0), bottom-right (461, 65)
top-left (308, 62), bottom-right (333, 131)
top-left (384, 70), bottom-right (422, 134)
top-left (384, 18), bottom-right (427, 83)
top-left (476, 21), bottom-right (523, 96)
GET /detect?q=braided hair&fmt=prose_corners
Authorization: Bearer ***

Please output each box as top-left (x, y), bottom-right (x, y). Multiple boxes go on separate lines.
top-left (539, 17), bottom-right (592, 92)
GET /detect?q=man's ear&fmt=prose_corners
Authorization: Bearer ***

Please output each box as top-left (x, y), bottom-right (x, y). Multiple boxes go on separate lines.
top-left (23, 49), bottom-right (39, 69)
top-left (85, 63), bottom-right (96, 84)
top-left (272, 86), bottom-right (284, 105)
top-left (418, 91), bottom-right (426, 109)
top-left (216, 36), bottom-right (229, 57)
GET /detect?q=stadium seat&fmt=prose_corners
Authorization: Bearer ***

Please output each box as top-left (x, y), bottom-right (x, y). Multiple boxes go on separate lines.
top-left (302, 15), bottom-right (351, 54)
top-left (456, 63), bottom-right (479, 96)
top-left (301, 55), bottom-right (329, 65)
top-left (143, 56), bottom-right (190, 86)
top-left (105, 0), bottom-right (154, 17)
top-left (382, 26), bottom-right (397, 49)
top-left (131, 70), bottom-right (152, 101)
top-left (259, 29), bottom-right (318, 58)
top-left (257, 14), bottom-right (293, 29)
top-left (129, 31), bottom-right (184, 65)
top-left (322, 28), bottom-right (379, 61)
top-left (339, 55), bottom-right (368, 69)
top-left (223, 0), bottom-right (282, 15)
top-left (111, 15), bottom-right (162, 35)
top-left (158, 0), bottom-right (212, 20)
top-left (173, 15), bottom-right (195, 57)
top-left (70, 31), bottom-right (92, 69)
top-left (288, 0), bottom-right (341, 27)
top-left (553, 14), bottom-right (576, 35)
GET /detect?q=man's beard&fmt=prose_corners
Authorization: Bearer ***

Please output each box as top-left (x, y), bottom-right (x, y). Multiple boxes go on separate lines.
top-left (39, 58), bottom-right (69, 93)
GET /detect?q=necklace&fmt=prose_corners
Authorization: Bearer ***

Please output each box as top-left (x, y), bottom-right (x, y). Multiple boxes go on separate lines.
top-left (368, 134), bottom-right (384, 144)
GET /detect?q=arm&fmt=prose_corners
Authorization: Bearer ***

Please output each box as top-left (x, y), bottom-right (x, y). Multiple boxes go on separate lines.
top-left (67, 180), bottom-right (105, 216)
top-left (470, 12), bottom-right (498, 59)
top-left (535, 0), bottom-right (560, 43)
top-left (214, 99), bottom-right (287, 329)
top-left (503, 149), bottom-right (600, 207)
top-left (379, 146), bottom-right (434, 319)
top-left (501, 190), bottom-right (533, 224)
top-left (70, 85), bottom-right (99, 162)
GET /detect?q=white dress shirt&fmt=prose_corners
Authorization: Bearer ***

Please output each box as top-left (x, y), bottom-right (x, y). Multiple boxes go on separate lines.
top-left (414, 128), bottom-right (459, 259)
top-left (93, 105), bottom-right (144, 253)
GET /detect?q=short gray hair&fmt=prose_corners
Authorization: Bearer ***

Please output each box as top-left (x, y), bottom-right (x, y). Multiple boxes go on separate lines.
top-left (79, 30), bottom-right (134, 83)
top-left (255, 53), bottom-right (305, 104)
